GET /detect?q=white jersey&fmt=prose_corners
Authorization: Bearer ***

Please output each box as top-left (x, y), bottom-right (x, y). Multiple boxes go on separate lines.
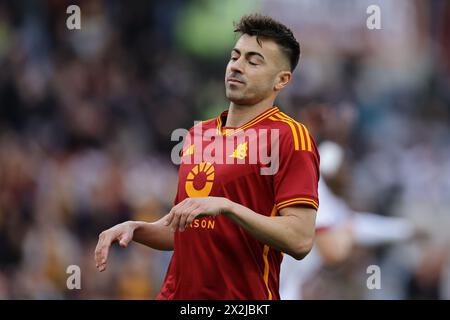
top-left (279, 176), bottom-right (414, 299)
top-left (280, 177), bottom-right (346, 300)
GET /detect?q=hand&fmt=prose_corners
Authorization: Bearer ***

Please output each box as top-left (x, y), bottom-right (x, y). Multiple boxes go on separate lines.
top-left (164, 197), bottom-right (232, 232)
top-left (94, 221), bottom-right (137, 272)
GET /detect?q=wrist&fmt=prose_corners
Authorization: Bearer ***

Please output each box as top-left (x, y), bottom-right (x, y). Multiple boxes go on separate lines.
top-left (127, 220), bottom-right (140, 231)
top-left (222, 198), bottom-right (236, 217)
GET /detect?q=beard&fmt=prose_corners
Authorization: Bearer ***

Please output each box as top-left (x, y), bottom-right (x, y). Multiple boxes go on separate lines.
top-left (225, 85), bottom-right (261, 105)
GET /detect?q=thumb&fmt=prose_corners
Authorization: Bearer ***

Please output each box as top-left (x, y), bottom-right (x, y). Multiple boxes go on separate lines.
top-left (118, 233), bottom-right (132, 248)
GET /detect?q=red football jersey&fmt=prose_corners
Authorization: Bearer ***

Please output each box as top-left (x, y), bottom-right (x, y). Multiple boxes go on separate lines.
top-left (157, 106), bottom-right (320, 300)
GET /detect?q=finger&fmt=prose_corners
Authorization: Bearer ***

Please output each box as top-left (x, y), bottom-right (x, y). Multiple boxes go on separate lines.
top-left (95, 234), bottom-right (111, 271)
top-left (94, 237), bottom-right (104, 266)
top-left (180, 202), bottom-right (200, 231)
top-left (164, 210), bottom-right (174, 226)
top-left (164, 199), bottom-right (187, 226)
top-left (179, 203), bottom-right (199, 231)
top-left (178, 213), bottom-right (187, 232)
top-left (119, 232), bottom-right (132, 248)
top-left (185, 207), bottom-right (204, 227)
top-left (94, 245), bottom-right (101, 267)
top-left (169, 199), bottom-right (191, 232)
top-left (98, 263), bottom-right (107, 272)
top-left (96, 244), bottom-right (109, 270)
top-left (170, 212), bottom-right (182, 233)
top-left (95, 239), bottom-right (111, 271)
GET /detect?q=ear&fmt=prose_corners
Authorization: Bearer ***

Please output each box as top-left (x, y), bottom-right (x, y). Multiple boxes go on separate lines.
top-left (274, 71), bottom-right (292, 91)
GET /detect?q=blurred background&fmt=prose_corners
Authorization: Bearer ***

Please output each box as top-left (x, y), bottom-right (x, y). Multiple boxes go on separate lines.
top-left (0, 0), bottom-right (449, 299)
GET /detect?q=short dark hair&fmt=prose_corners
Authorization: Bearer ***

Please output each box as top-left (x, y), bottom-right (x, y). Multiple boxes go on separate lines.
top-left (234, 14), bottom-right (300, 72)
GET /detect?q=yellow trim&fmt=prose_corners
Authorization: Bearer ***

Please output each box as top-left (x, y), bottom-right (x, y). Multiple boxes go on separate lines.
top-left (262, 207), bottom-right (278, 300)
top-left (262, 245), bottom-right (272, 300)
top-left (301, 124), bottom-right (312, 152)
top-left (276, 197), bottom-right (319, 210)
top-left (238, 108), bottom-right (279, 131)
top-left (216, 107), bottom-right (279, 136)
top-left (278, 199), bottom-right (318, 209)
top-left (278, 112), bottom-right (306, 151)
top-left (216, 116), bottom-right (222, 135)
top-left (278, 200), bottom-right (318, 210)
top-left (269, 115), bottom-right (299, 151)
top-left (277, 197), bottom-right (318, 207)
top-left (224, 128), bottom-right (234, 135)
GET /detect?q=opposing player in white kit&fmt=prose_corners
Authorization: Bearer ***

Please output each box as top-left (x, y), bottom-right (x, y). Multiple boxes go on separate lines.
top-left (280, 141), bottom-right (416, 299)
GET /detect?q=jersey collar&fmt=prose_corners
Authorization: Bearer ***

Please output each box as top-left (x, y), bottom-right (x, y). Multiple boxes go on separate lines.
top-left (216, 106), bottom-right (279, 136)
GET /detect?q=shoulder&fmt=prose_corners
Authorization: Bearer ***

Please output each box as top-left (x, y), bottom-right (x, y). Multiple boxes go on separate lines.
top-left (266, 110), bottom-right (315, 153)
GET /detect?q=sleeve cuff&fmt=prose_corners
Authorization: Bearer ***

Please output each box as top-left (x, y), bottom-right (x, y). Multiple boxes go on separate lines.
top-left (276, 197), bottom-right (319, 210)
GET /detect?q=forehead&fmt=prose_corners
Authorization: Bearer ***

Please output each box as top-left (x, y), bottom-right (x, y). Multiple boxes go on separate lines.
top-left (233, 34), bottom-right (282, 60)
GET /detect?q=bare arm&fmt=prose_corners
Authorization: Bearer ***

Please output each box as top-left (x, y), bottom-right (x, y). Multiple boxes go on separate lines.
top-left (225, 201), bottom-right (317, 260)
top-left (165, 197), bottom-right (317, 260)
top-left (132, 215), bottom-right (174, 250)
top-left (95, 215), bottom-right (174, 272)
top-left (315, 222), bottom-right (354, 266)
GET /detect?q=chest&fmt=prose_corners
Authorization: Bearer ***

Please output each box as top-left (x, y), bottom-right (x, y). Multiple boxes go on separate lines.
top-left (178, 131), bottom-right (273, 197)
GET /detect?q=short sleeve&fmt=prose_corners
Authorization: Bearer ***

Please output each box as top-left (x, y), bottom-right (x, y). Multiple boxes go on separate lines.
top-left (273, 130), bottom-right (320, 211)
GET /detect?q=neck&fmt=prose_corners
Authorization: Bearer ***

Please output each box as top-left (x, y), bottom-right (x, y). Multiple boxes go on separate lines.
top-left (226, 97), bottom-right (276, 127)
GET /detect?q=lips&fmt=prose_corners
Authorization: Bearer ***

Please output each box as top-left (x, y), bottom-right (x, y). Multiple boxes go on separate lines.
top-left (227, 78), bottom-right (245, 85)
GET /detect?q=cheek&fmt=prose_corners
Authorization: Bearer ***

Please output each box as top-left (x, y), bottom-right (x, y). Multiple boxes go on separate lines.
top-left (251, 72), bottom-right (274, 91)
top-left (225, 62), bottom-right (233, 75)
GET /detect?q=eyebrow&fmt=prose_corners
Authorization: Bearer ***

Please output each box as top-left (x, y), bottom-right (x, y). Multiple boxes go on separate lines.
top-left (232, 48), bottom-right (265, 60)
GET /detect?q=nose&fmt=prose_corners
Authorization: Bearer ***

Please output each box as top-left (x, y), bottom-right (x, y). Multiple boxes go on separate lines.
top-left (230, 57), bottom-right (244, 74)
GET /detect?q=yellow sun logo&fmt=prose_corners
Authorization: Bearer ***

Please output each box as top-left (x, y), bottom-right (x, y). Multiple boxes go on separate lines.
top-left (185, 162), bottom-right (215, 197)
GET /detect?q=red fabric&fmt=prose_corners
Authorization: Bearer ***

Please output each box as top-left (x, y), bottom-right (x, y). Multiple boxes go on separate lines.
top-left (157, 107), bottom-right (319, 300)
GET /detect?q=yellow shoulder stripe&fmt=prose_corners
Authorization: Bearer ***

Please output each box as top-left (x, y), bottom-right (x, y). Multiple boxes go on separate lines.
top-left (276, 113), bottom-right (305, 151)
top-left (269, 112), bottom-right (312, 152)
top-left (269, 115), bottom-right (299, 150)
top-left (300, 124), bottom-right (312, 152)
top-left (278, 112), bottom-right (312, 152)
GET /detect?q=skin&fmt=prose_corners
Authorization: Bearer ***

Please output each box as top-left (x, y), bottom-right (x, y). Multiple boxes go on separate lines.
top-left (315, 222), bottom-right (354, 266)
top-left (224, 34), bottom-right (292, 127)
top-left (95, 34), bottom-right (316, 272)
